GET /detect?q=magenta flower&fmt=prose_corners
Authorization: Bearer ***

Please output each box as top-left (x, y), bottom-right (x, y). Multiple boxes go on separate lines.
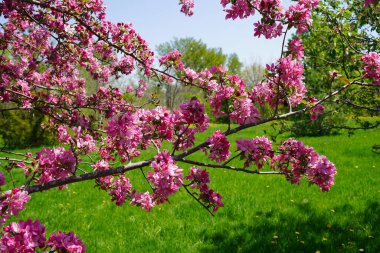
top-left (47, 231), bottom-right (86, 253)
top-left (206, 130), bottom-right (231, 162)
top-left (148, 150), bottom-right (183, 203)
top-left (236, 136), bottom-right (274, 169)
top-left (0, 188), bottom-right (31, 226)
top-left (362, 52), bottom-right (380, 85)
top-left (185, 167), bottom-right (224, 213)
top-left (0, 219), bottom-right (46, 252)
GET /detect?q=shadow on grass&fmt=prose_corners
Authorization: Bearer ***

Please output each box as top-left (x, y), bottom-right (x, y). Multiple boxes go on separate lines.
top-left (200, 201), bottom-right (380, 253)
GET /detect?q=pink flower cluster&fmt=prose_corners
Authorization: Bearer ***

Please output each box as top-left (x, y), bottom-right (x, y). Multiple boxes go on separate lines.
top-left (272, 138), bottom-right (337, 191)
top-left (251, 55), bottom-right (307, 108)
top-left (136, 80), bottom-right (148, 97)
top-left (1, 219), bottom-right (46, 252)
top-left (93, 161), bottom-right (135, 206)
top-left (0, 188), bottom-right (30, 226)
top-left (287, 38), bottom-right (304, 61)
top-left (159, 50), bottom-right (185, 70)
top-left (308, 97), bottom-right (325, 121)
top-left (131, 191), bottom-right (155, 212)
top-left (148, 150), bottom-right (183, 204)
top-left (233, 137), bottom-right (336, 191)
top-left (108, 175), bottom-right (133, 206)
top-left (221, 0), bottom-right (255, 20)
top-left (172, 98), bottom-right (209, 151)
top-left (285, 0), bottom-right (319, 34)
top-left (137, 106), bottom-right (175, 146)
top-left (0, 219), bottom-right (85, 253)
top-left (209, 72), bottom-right (260, 124)
top-left (220, 0), bottom-right (318, 39)
top-left (179, 97), bottom-right (209, 128)
top-left (362, 52), bottom-right (380, 86)
top-left (185, 167), bottom-right (224, 212)
top-left (236, 136), bottom-right (274, 169)
top-left (104, 112), bottom-right (142, 162)
top-left (35, 148), bottom-right (77, 186)
top-left (179, 0), bottom-right (195, 16)
top-left (206, 130), bottom-right (231, 162)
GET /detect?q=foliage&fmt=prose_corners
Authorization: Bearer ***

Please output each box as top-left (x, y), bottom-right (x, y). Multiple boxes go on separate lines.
top-left (0, 109), bottom-right (55, 148)
top-left (0, 0), bottom-right (378, 252)
top-left (287, 0), bottom-right (380, 136)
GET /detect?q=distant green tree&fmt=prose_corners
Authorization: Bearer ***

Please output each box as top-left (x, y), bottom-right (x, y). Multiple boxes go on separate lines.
top-left (0, 107), bottom-right (55, 148)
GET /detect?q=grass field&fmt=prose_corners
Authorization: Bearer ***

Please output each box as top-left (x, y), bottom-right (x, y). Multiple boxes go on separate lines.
top-left (5, 124), bottom-right (380, 252)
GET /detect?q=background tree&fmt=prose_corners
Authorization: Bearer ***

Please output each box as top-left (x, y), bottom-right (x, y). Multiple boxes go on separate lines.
top-left (285, 0), bottom-right (380, 136)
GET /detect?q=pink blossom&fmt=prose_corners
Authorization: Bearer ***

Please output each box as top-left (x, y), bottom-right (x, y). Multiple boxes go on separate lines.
top-left (236, 137), bottom-right (274, 169)
top-left (209, 85), bottom-right (234, 118)
top-left (186, 167), bottom-right (210, 186)
top-left (47, 231), bottom-right (86, 253)
top-left (108, 175), bottom-right (133, 206)
top-left (35, 148), bottom-right (77, 185)
top-left (230, 98), bottom-right (260, 125)
top-left (0, 188), bottom-right (31, 226)
top-left (136, 79), bottom-right (148, 97)
top-left (0, 219), bottom-right (46, 252)
top-left (308, 97), bottom-right (325, 121)
top-left (179, 0), bottom-right (195, 16)
top-left (148, 150), bottom-right (183, 203)
top-left (179, 97), bottom-right (209, 129)
top-left (131, 191), bottom-right (155, 212)
top-left (206, 130), bottom-right (231, 162)
top-left (159, 50), bottom-right (184, 70)
top-left (185, 167), bottom-right (224, 213)
top-left (307, 155), bottom-right (337, 192)
top-left (362, 52), bottom-right (380, 85)
top-left (105, 113), bottom-right (142, 162)
top-left (272, 138), bottom-right (337, 191)
top-left (288, 38), bottom-right (304, 60)
top-left (286, 0), bottom-right (319, 34)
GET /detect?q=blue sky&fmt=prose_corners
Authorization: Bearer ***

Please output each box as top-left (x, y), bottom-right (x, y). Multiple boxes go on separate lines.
top-left (103, 0), bottom-right (286, 65)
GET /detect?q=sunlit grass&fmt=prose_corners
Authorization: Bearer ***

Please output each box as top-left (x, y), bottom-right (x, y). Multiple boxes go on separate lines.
top-left (4, 124), bottom-right (380, 252)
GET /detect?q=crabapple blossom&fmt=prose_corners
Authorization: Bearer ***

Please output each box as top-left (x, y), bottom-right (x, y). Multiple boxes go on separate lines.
top-left (47, 231), bottom-right (86, 253)
top-left (362, 52), bottom-right (380, 85)
top-left (0, 188), bottom-right (30, 226)
top-left (148, 150), bottom-right (183, 203)
top-left (205, 130), bottom-right (231, 162)
top-left (288, 38), bottom-right (304, 60)
top-left (185, 167), bottom-right (224, 212)
top-left (0, 219), bottom-right (46, 252)
top-left (34, 148), bottom-right (77, 186)
top-left (272, 138), bottom-right (337, 191)
top-left (179, 0), bottom-right (195, 16)
top-left (236, 137), bottom-right (274, 169)
top-left (131, 191), bottom-right (155, 212)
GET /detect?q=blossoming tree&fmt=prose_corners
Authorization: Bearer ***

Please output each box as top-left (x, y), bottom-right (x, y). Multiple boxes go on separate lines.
top-left (0, 0), bottom-right (378, 252)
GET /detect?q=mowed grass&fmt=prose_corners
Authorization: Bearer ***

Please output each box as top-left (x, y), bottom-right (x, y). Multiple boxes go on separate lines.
top-left (6, 123), bottom-right (380, 252)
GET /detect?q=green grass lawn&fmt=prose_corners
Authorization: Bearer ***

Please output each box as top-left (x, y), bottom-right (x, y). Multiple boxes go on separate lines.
top-left (5, 124), bottom-right (380, 252)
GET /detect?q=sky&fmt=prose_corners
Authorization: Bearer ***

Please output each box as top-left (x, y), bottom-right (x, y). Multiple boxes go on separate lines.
top-left (103, 0), bottom-right (286, 65)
